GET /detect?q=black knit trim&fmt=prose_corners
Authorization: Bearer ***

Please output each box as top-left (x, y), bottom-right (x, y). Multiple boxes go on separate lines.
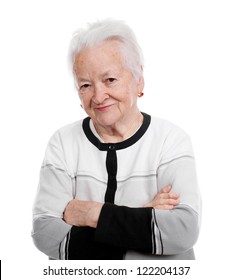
top-left (82, 112), bottom-right (151, 151)
top-left (105, 149), bottom-right (117, 203)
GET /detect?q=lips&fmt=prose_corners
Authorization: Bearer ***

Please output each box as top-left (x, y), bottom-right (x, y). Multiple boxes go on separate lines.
top-left (96, 104), bottom-right (114, 112)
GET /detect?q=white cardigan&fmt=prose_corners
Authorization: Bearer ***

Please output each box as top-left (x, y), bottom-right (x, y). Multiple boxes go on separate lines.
top-left (32, 113), bottom-right (201, 260)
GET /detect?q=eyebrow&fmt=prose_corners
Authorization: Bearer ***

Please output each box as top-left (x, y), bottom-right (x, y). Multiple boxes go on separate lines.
top-left (77, 77), bottom-right (91, 84)
top-left (77, 69), bottom-right (121, 83)
top-left (100, 70), bottom-right (120, 78)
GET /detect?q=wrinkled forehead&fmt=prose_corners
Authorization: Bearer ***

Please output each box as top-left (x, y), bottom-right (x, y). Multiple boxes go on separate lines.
top-left (73, 40), bottom-right (128, 75)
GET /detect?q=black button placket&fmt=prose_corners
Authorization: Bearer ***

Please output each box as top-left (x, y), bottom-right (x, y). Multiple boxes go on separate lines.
top-left (105, 145), bottom-right (117, 203)
top-left (82, 112), bottom-right (151, 205)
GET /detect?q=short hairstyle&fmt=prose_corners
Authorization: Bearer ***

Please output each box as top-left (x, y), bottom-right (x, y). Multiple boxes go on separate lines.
top-left (68, 18), bottom-right (144, 81)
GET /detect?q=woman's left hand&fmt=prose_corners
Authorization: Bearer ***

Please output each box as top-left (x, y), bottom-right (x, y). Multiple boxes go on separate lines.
top-left (63, 199), bottom-right (103, 228)
top-left (144, 185), bottom-right (180, 210)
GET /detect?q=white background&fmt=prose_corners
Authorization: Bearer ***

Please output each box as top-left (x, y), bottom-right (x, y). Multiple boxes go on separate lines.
top-left (0, 0), bottom-right (230, 278)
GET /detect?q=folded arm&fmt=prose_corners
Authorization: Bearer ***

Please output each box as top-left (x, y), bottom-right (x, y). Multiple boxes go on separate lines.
top-left (63, 157), bottom-right (201, 256)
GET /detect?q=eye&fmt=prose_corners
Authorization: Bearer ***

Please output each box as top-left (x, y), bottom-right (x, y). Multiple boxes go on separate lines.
top-left (80, 83), bottom-right (90, 90)
top-left (105, 78), bottom-right (117, 85)
top-left (107, 78), bottom-right (116, 82)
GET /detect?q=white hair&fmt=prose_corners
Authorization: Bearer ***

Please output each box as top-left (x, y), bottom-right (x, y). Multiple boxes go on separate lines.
top-left (68, 19), bottom-right (144, 81)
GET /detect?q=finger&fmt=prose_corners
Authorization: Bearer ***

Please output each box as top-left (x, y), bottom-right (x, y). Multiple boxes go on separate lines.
top-left (158, 191), bottom-right (180, 200)
top-left (160, 198), bottom-right (180, 205)
top-left (158, 192), bottom-right (180, 200)
top-left (160, 184), bottom-right (172, 193)
top-left (155, 204), bottom-right (175, 210)
top-left (168, 193), bottom-right (180, 199)
top-left (169, 198), bottom-right (180, 205)
top-left (144, 197), bottom-right (180, 208)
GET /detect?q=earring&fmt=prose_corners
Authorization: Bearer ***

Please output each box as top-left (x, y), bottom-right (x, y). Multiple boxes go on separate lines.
top-left (80, 104), bottom-right (83, 108)
top-left (138, 92), bottom-right (144, 97)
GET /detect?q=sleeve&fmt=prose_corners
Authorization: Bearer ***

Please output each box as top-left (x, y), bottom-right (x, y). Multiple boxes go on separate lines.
top-left (95, 127), bottom-right (201, 256)
top-left (95, 204), bottom-right (153, 252)
top-left (31, 131), bottom-right (74, 259)
top-left (152, 157), bottom-right (201, 255)
top-left (152, 126), bottom-right (201, 255)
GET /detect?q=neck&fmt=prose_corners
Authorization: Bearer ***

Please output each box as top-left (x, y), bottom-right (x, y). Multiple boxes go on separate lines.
top-left (93, 111), bottom-right (144, 143)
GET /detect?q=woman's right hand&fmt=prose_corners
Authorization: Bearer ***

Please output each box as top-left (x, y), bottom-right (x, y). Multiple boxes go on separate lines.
top-left (144, 185), bottom-right (180, 210)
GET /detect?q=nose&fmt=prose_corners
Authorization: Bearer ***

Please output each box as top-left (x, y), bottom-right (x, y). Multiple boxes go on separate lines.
top-left (92, 83), bottom-right (109, 104)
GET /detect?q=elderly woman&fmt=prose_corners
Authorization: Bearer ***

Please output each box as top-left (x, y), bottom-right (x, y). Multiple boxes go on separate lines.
top-left (32, 19), bottom-right (201, 260)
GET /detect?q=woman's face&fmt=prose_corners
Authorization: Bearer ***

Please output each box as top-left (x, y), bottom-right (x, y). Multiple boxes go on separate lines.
top-left (73, 40), bottom-right (144, 127)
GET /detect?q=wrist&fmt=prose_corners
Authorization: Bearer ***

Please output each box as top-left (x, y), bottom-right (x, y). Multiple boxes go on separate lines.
top-left (87, 202), bottom-right (103, 228)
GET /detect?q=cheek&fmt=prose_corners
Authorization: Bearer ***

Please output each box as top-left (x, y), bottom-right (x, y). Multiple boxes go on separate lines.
top-left (117, 89), bottom-right (137, 110)
top-left (112, 84), bottom-right (136, 108)
top-left (79, 93), bottom-right (91, 106)
top-left (119, 82), bottom-right (136, 99)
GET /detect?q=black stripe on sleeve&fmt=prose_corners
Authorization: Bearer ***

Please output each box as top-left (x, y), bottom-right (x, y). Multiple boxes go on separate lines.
top-left (58, 241), bottom-right (61, 260)
top-left (65, 231), bottom-right (70, 260)
top-left (151, 211), bottom-right (156, 254)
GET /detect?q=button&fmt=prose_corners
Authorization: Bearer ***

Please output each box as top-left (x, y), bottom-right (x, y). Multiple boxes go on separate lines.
top-left (108, 145), bottom-right (115, 150)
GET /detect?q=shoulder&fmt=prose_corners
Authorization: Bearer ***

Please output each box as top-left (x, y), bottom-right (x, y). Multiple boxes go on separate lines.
top-left (148, 116), bottom-right (194, 163)
top-left (56, 119), bottom-right (83, 137)
top-left (43, 119), bottom-right (85, 176)
top-left (148, 116), bottom-right (190, 143)
top-left (48, 119), bottom-right (83, 145)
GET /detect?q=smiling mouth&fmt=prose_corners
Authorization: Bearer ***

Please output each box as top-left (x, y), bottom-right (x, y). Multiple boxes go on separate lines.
top-left (96, 104), bottom-right (114, 112)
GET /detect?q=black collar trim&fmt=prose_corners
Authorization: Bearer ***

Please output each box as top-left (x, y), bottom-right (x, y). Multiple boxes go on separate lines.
top-left (82, 112), bottom-right (151, 151)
